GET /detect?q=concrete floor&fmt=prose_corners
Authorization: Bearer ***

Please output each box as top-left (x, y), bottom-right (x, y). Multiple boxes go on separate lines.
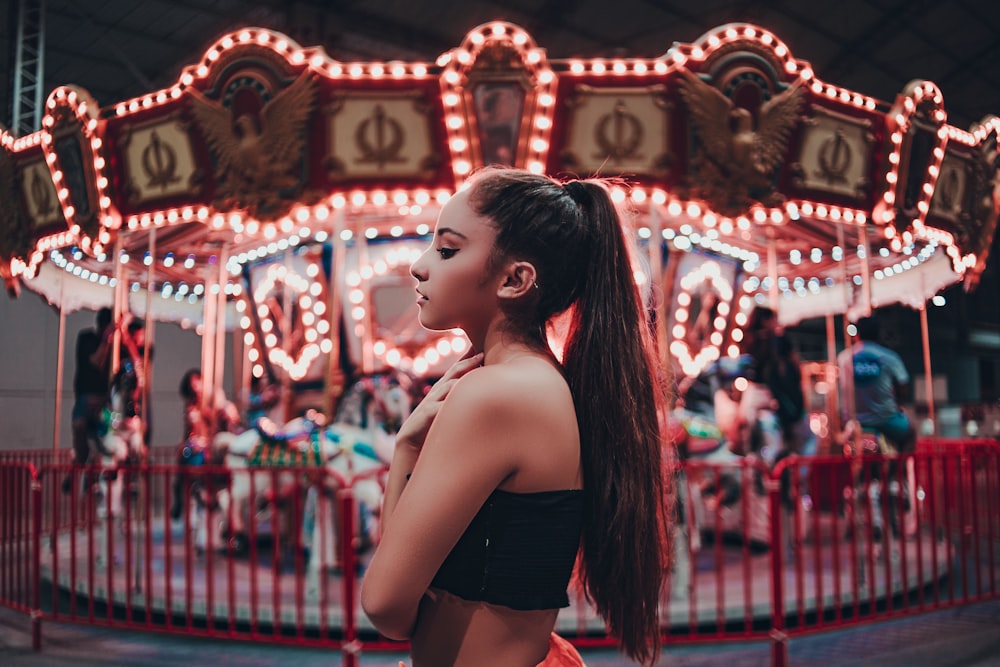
top-left (2, 598), bottom-right (999, 666)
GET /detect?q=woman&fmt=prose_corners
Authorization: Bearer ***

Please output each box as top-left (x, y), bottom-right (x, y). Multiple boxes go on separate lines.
top-left (361, 168), bottom-right (671, 666)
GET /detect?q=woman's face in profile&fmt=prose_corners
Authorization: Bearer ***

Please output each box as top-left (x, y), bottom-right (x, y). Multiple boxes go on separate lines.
top-left (410, 187), bottom-right (501, 333)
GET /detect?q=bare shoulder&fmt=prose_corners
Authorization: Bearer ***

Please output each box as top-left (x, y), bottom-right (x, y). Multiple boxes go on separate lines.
top-left (427, 357), bottom-right (579, 491)
top-left (447, 357), bottom-right (571, 417)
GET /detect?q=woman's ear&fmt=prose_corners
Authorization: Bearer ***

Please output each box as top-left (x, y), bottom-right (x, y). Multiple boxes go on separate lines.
top-left (496, 260), bottom-right (539, 301)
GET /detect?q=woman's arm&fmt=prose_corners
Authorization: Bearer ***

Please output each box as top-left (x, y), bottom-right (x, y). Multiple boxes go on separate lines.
top-left (361, 368), bottom-right (517, 640)
top-left (380, 352), bottom-right (482, 529)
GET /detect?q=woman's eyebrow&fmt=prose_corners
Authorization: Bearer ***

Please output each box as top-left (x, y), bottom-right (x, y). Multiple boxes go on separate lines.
top-left (436, 227), bottom-right (468, 240)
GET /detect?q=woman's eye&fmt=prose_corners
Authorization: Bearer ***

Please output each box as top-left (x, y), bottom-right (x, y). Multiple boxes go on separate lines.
top-left (436, 247), bottom-right (457, 259)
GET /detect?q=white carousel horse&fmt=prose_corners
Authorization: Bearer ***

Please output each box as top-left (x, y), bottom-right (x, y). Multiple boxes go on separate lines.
top-left (201, 374), bottom-right (411, 584)
top-left (303, 374), bottom-right (411, 592)
top-left (90, 382), bottom-right (147, 569)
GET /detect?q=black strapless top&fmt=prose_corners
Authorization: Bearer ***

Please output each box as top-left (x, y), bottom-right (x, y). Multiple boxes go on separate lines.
top-left (430, 488), bottom-right (583, 610)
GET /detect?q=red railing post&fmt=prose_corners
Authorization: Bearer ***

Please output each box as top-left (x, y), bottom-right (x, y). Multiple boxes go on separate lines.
top-left (339, 485), bottom-right (360, 667)
top-left (767, 471), bottom-right (787, 667)
top-left (30, 466), bottom-right (42, 651)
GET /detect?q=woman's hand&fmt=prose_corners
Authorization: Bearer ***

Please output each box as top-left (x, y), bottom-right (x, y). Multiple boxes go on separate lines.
top-left (394, 351), bottom-right (484, 453)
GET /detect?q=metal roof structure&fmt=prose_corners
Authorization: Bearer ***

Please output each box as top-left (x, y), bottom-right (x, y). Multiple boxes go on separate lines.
top-left (5, 0), bottom-right (1000, 134)
top-left (2, 0), bottom-right (999, 385)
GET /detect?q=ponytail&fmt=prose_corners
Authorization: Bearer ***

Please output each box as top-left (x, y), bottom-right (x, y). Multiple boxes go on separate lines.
top-left (561, 181), bottom-right (671, 665)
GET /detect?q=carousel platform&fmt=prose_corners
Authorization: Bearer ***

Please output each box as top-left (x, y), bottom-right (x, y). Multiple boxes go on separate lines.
top-left (38, 509), bottom-right (953, 637)
top-left (4, 600), bottom-right (1000, 666)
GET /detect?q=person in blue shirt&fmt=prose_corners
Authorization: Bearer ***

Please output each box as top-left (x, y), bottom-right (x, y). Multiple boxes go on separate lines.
top-left (838, 316), bottom-right (916, 453)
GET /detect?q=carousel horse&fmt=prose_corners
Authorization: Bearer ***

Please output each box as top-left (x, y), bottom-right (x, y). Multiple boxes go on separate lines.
top-left (204, 373), bottom-right (411, 581)
top-left (90, 368), bottom-right (147, 569)
top-left (303, 373), bottom-right (412, 590)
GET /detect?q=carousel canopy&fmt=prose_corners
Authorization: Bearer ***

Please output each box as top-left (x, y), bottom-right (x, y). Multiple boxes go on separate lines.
top-left (0, 18), bottom-right (998, 380)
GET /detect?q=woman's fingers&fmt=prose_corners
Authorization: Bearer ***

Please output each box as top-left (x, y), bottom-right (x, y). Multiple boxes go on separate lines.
top-left (440, 352), bottom-right (483, 381)
top-left (394, 354), bottom-right (482, 450)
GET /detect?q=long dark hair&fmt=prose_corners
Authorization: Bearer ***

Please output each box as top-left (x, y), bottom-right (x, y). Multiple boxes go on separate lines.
top-left (469, 168), bottom-right (671, 665)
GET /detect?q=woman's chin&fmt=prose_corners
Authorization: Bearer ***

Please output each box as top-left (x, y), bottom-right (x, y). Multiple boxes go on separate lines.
top-left (417, 313), bottom-right (457, 333)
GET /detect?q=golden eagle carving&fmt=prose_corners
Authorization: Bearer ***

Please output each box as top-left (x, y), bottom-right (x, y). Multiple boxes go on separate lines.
top-left (188, 73), bottom-right (317, 219)
top-left (678, 67), bottom-right (804, 214)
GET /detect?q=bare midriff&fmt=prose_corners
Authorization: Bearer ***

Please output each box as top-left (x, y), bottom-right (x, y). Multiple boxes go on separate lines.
top-left (409, 587), bottom-right (558, 667)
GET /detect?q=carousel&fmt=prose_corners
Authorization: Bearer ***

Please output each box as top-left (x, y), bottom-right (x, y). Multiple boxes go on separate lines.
top-left (1, 19), bottom-right (998, 657)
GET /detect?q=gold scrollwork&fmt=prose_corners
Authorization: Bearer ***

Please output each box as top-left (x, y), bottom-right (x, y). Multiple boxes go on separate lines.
top-left (817, 129), bottom-right (853, 184)
top-left (141, 130), bottom-right (181, 190)
top-left (355, 105), bottom-right (406, 168)
top-left (594, 100), bottom-right (644, 161)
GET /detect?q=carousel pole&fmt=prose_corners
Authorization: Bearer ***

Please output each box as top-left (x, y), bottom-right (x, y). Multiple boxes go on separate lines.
top-left (647, 200), bottom-right (669, 371)
top-left (111, 234), bottom-right (126, 375)
top-left (919, 303), bottom-right (936, 435)
top-left (858, 223), bottom-right (872, 319)
top-left (280, 250), bottom-right (292, 421)
top-left (134, 226), bottom-right (156, 594)
top-left (766, 234), bottom-right (779, 311)
top-left (837, 221), bottom-right (857, 449)
top-left (825, 312), bottom-right (840, 448)
top-left (357, 216), bottom-right (374, 375)
top-left (237, 325), bottom-right (249, 415)
top-left (324, 208), bottom-right (347, 415)
top-left (213, 244), bottom-right (230, 434)
top-left (200, 249), bottom-right (219, 429)
top-left (142, 227), bottom-right (155, 456)
top-left (52, 280), bottom-right (66, 457)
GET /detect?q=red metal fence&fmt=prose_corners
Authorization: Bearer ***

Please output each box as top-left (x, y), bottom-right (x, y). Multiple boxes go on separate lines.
top-left (1, 440), bottom-right (998, 666)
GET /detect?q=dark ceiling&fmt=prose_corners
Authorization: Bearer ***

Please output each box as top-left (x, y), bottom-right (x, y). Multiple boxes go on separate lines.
top-left (3, 0), bottom-right (1000, 135)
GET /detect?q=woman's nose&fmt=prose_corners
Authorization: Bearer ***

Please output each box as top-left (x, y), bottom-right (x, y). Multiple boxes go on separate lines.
top-left (410, 252), bottom-right (428, 281)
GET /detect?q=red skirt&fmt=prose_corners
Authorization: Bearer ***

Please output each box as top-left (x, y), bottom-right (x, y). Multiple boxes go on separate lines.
top-left (536, 633), bottom-right (586, 667)
top-left (398, 633), bottom-right (585, 666)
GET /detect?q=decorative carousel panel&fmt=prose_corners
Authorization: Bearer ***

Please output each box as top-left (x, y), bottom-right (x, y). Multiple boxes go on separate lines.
top-left (18, 158), bottom-right (62, 229)
top-left (325, 92), bottom-right (438, 180)
top-left (118, 115), bottom-right (200, 206)
top-left (470, 79), bottom-right (526, 167)
top-left (898, 118), bottom-right (940, 216)
top-left (241, 249), bottom-right (331, 384)
top-left (0, 147), bottom-right (33, 263)
top-left (49, 125), bottom-right (100, 237)
top-left (676, 64), bottom-right (805, 216)
top-left (931, 135), bottom-right (1000, 271)
top-left (562, 85), bottom-right (671, 178)
top-left (186, 67), bottom-right (320, 221)
top-left (666, 250), bottom-right (740, 378)
top-left (794, 107), bottom-right (873, 200)
top-left (878, 81), bottom-right (948, 238)
top-left (441, 22), bottom-right (556, 182)
top-left (929, 151), bottom-right (971, 224)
